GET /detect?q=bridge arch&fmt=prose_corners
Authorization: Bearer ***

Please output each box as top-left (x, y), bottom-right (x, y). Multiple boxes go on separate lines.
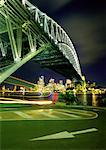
top-left (0, 0), bottom-right (82, 83)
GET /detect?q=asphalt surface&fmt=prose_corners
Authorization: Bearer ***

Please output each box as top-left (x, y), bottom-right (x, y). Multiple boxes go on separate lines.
top-left (0, 102), bottom-right (106, 150)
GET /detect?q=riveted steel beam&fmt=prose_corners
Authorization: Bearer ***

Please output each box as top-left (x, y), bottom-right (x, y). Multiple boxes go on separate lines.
top-left (16, 27), bottom-right (22, 58)
top-left (0, 43), bottom-right (49, 83)
top-left (28, 29), bottom-right (36, 52)
top-left (5, 11), bottom-right (20, 62)
top-left (0, 37), bottom-right (6, 56)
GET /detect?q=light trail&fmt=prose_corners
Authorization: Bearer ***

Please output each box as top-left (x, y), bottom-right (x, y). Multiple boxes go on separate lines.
top-left (0, 100), bottom-right (52, 105)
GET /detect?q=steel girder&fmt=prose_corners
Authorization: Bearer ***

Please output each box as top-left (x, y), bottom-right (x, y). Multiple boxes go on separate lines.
top-left (4, 76), bottom-right (35, 88)
top-left (23, 0), bottom-right (82, 77)
top-left (0, 0), bottom-right (82, 85)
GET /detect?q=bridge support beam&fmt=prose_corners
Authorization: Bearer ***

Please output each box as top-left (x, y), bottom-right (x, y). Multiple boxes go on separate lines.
top-left (0, 44), bottom-right (47, 83)
top-left (5, 12), bottom-right (20, 62)
top-left (28, 29), bottom-right (36, 52)
top-left (16, 27), bottom-right (22, 58)
top-left (0, 38), bottom-right (6, 57)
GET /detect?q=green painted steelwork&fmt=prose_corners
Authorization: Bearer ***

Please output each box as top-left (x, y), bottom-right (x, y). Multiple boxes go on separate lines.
top-left (5, 12), bottom-right (20, 61)
top-left (0, 44), bottom-right (50, 83)
top-left (4, 76), bottom-right (35, 88)
top-left (0, 0), bottom-right (82, 85)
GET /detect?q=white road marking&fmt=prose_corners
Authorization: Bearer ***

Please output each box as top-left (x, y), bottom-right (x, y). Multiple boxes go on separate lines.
top-left (61, 109), bottom-right (91, 115)
top-left (30, 128), bottom-right (98, 141)
top-left (40, 111), bottom-right (60, 119)
top-left (55, 110), bottom-right (81, 118)
top-left (0, 109), bottom-right (98, 121)
top-left (14, 111), bottom-right (32, 119)
top-left (60, 109), bottom-right (96, 117)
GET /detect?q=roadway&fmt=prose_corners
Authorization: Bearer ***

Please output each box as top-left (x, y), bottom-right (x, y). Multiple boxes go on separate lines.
top-left (0, 101), bottom-right (106, 150)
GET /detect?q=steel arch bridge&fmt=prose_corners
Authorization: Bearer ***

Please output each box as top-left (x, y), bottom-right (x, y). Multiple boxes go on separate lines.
top-left (0, 0), bottom-right (82, 84)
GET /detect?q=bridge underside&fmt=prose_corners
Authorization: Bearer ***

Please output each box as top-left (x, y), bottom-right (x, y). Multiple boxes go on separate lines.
top-left (0, 0), bottom-right (82, 85)
top-left (33, 47), bottom-right (81, 81)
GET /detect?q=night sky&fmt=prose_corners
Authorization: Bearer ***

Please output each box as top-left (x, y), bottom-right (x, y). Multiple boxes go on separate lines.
top-left (14, 0), bottom-right (106, 86)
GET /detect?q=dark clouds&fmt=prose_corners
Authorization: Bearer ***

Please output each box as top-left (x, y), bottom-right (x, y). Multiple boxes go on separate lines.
top-left (31, 0), bottom-right (71, 15)
top-left (52, 0), bottom-right (106, 85)
top-left (58, 13), bottom-right (106, 65)
top-left (14, 0), bottom-right (106, 86)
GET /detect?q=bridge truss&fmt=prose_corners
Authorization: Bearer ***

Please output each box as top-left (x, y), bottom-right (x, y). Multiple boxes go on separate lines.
top-left (0, 0), bottom-right (82, 84)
